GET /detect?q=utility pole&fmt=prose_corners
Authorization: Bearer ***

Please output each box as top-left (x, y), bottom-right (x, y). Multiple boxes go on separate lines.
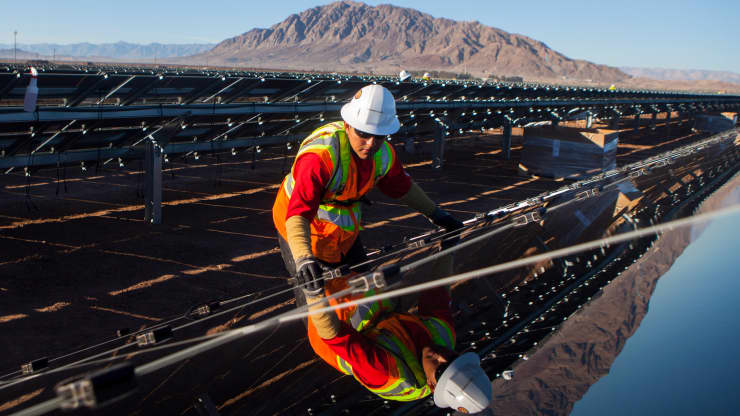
top-left (14, 30), bottom-right (18, 64)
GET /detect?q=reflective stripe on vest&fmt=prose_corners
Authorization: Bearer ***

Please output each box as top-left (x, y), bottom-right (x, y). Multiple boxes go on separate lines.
top-left (281, 122), bottom-right (394, 234)
top-left (316, 203), bottom-right (362, 232)
top-left (421, 317), bottom-right (456, 350)
top-left (350, 289), bottom-right (395, 332)
top-left (372, 329), bottom-right (430, 400)
top-left (337, 356), bottom-right (354, 375)
top-left (334, 316), bottom-right (455, 402)
top-left (373, 141), bottom-right (393, 180)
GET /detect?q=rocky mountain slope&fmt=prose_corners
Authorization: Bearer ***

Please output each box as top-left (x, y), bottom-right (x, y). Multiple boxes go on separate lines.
top-left (195, 1), bottom-right (628, 82)
top-left (490, 173), bottom-right (740, 415)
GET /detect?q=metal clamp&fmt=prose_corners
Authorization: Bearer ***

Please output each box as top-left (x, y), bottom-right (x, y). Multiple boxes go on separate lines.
top-left (322, 265), bottom-right (349, 280)
top-left (628, 169), bottom-right (644, 179)
top-left (56, 363), bottom-right (137, 410)
top-left (407, 238), bottom-right (428, 250)
top-left (58, 378), bottom-right (95, 409)
top-left (21, 357), bottom-right (49, 375)
top-left (575, 187), bottom-right (600, 201)
top-left (652, 160), bottom-right (668, 168)
top-left (348, 264), bottom-right (401, 292)
top-left (190, 301), bottom-right (221, 318)
top-left (136, 326), bottom-right (173, 347)
top-left (512, 210), bottom-right (542, 227)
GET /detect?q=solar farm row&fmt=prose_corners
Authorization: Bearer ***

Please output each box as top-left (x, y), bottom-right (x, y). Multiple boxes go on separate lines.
top-left (1, 64), bottom-right (739, 172)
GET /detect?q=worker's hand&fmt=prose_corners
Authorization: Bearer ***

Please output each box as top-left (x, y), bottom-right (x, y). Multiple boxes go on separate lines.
top-left (430, 208), bottom-right (464, 233)
top-left (295, 256), bottom-right (326, 296)
top-left (430, 208), bottom-right (464, 250)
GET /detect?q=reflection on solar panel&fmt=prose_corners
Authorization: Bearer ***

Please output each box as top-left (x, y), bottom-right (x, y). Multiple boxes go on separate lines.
top-left (2, 63), bottom-right (739, 174)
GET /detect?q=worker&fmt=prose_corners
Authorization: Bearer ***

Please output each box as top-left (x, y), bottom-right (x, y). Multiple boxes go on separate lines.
top-left (399, 70), bottom-right (411, 82)
top-left (302, 268), bottom-right (492, 411)
top-left (272, 84), bottom-right (463, 295)
top-left (272, 84), bottom-right (492, 411)
top-left (422, 72), bottom-right (431, 81)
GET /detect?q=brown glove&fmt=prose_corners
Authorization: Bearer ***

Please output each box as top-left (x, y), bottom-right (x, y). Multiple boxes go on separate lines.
top-left (305, 293), bottom-right (340, 339)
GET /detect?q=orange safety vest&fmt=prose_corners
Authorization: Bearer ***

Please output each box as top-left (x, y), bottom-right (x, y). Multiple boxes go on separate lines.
top-left (273, 121), bottom-right (396, 263)
top-left (307, 278), bottom-right (456, 402)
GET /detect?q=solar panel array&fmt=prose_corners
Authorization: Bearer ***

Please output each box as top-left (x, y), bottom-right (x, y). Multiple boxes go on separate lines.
top-left (1, 63), bottom-right (740, 171)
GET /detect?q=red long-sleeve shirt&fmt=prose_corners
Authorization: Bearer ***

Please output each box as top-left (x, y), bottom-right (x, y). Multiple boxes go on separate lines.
top-left (324, 287), bottom-right (453, 388)
top-left (285, 146), bottom-right (412, 221)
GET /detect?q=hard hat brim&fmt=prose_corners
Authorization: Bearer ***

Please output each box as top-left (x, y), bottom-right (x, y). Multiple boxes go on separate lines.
top-left (341, 103), bottom-right (401, 136)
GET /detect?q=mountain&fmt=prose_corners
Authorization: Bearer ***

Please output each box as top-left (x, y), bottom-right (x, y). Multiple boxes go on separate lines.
top-left (0, 48), bottom-right (43, 60)
top-left (621, 67), bottom-right (740, 85)
top-left (194, 1), bottom-right (628, 83)
top-left (489, 173), bottom-right (740, 415)
top-left (0, 42), bottom-right (214, 61)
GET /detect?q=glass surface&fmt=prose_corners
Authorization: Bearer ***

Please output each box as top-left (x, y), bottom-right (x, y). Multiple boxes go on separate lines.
top-left (571, 186), bottom-right (740, 415)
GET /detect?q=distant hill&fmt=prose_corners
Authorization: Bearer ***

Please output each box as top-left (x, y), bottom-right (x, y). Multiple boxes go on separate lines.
top-left (0, 42), bottom-right (214, 61)
top-left (621, 67), bottom-right (740, 85)
top-left (0, 48), bottom-right (43, 60)
top-left (193, 0), bottom-right (628, 83)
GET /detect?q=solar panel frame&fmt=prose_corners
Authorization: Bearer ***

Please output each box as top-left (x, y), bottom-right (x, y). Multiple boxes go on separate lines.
top-left (0, 65), bottom-right (738, 171)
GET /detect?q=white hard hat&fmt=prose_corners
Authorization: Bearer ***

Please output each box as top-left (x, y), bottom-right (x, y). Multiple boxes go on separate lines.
top-left (433, 352), bottom-right (492, 414)
top-left (340, 85), bottom-right (401, 136)
top-left (399, 70), bottom-right (411, 82)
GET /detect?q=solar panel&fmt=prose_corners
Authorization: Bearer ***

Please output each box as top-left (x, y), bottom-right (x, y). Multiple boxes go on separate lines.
top-left (0, 63), bottom-right (738, 174)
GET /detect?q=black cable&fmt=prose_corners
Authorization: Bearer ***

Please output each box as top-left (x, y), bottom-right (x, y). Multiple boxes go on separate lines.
top-left (3, 132), bottom-right (735, 396)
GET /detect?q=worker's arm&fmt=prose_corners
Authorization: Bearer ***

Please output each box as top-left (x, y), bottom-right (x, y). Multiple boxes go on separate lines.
top-left (285, 216), bottom-right (312, 261)
top-left (284, 153), bottom-right (331, 261)
top-left (286, 154), bottom-right (332, 293)
top-left (418, 285), bottom-right (454, 328)
top-left (398, 181), bottom-right (437, 216)
top-left (305, 293), bottom-right (392, 388)
top-left (399, 181), bottom-right (465, 234)
top-left (305, 293), bottom-right (341, 339)
top-left (374, 148), bottom-right (463, 230)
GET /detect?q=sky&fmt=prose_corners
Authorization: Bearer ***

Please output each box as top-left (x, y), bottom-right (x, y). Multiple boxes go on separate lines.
top-left (1, 0), bottom-right (739, 72)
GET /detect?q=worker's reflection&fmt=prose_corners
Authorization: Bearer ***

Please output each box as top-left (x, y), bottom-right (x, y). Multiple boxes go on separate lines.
top-left (303, 247), bottom-right (491, 412)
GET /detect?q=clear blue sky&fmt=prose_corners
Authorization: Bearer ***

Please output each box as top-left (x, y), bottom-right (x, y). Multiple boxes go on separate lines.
top-left (2, 0), bottom-right (739, 72)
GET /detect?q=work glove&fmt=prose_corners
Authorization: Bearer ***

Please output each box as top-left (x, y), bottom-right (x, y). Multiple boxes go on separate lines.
top-left (295, 256), bottom-right (326, 296)
top-left (430, 208), bottom-right (464, 250)
top-left (430, 207), bottom-right (464, 233)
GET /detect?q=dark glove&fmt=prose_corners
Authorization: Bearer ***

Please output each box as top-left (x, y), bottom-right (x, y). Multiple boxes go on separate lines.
top-left (430, 207), bottom-right (464, 233)
top-left (295, 257), bottom-right (326, 296)
top-left (430, 208), bottom-right (464, 250)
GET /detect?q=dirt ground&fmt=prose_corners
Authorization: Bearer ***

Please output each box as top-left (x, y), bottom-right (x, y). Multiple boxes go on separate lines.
top-left (0, 119), bottom-right (711, 414)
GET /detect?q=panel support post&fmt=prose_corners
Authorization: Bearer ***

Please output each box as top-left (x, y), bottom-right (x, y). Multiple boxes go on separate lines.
top-left (586, 111), bottom-right (593, 129)
top-left (144, 140), bottom-right (162, 224)
top-left (634, 113), bottom-right (641, 132)
top-left (404, 125), bottom-right (416, 154)
top-left (609, 114), bottom-right (620, 130)
top-left (502, 120), bottom-right (512, 160)
top-left (433, 124), bottom-right (445, 169)
top-left (651, 112), bottom-right (658, 131)
top-left (665, 111), bottom-right (671, 136)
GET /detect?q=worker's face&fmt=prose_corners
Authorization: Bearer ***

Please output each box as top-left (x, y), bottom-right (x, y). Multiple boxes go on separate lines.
top-left (422, 346), bottom-right (455, 392)
top-left (346, 124), bottom-right (386, 160)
